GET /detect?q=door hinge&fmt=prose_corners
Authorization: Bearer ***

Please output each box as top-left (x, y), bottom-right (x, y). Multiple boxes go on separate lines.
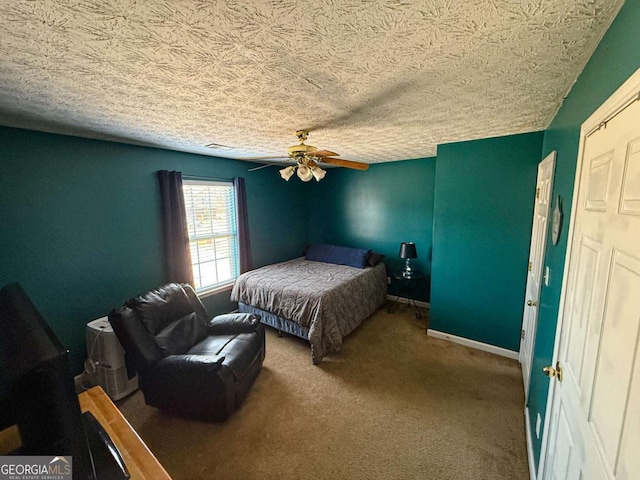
top-left (536, 187), bottom-right (540, 199)
top-left (521, 329), bottom-right (525, 339)
top-left (528, 261), bottom-right (532, 272)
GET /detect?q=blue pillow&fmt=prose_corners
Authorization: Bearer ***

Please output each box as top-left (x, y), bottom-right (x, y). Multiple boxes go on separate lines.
top-left (305, 243), bottom-right (371, 269)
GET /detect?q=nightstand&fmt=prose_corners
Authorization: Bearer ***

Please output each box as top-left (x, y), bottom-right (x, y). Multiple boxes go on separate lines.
top-left (387, 270), bottom-right (426, 320)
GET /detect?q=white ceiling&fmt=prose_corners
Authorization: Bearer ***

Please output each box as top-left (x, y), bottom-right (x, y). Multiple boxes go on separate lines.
top-left (0, 0), bottom-right (624, 164)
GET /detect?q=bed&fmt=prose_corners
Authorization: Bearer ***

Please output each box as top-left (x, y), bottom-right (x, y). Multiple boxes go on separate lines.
top-left (230, 253), bottom-right (387, 364)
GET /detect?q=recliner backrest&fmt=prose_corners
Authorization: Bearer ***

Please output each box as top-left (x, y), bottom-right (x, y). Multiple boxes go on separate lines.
top-left (109, 283), bottom-right (211, 374)
top-left (126, 283), bottom-right (195, 336)
top-left (109, 304), bottom-right (163, 373)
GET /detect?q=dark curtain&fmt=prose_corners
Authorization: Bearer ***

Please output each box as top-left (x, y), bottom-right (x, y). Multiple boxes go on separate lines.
top-left (157, 170), bottom-right (193, 284)
top-left (234, 177), bottom-right (253, 273)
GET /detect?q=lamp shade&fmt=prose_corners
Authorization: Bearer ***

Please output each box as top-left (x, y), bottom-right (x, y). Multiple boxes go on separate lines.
top-left (311, 166), bottom-right (326, 182)
top-left (297, 165), bottom-right (313, 182)
top-left (399, 242), bottom-right (417, 259)
top-left (279, 166), bottom-right (295, 181)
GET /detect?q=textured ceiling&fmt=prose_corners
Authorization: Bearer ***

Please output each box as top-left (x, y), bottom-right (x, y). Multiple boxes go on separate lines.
top-left (0, 0), bottom-right (625, 164)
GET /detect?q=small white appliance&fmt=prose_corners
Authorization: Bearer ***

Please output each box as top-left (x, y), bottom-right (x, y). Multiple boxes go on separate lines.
top-left (86, 316), bottom-right (138, 400)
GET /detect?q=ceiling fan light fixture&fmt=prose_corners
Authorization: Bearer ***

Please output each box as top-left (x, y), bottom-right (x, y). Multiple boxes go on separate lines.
top-left (279, 165), bottom-right (295, 181)
top-left (297, 164), bottom-right (313, 182)
top-left (311, 166), bottom-right (326, 182)
top-left (267, 131), bottom-right (367, 183)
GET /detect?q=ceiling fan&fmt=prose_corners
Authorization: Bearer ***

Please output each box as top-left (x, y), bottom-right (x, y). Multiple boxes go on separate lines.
top-left (244, 130), bottom-right (369, 182)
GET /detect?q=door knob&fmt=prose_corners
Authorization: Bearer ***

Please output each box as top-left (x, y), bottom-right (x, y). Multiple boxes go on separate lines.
top-left (527, 300), bottom-right (537, 306)
top-left (542, 362), bottom-right (563, 382)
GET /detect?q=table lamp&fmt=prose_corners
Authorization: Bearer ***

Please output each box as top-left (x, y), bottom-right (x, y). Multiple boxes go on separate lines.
top-left (399, 242), bottom-right (417, 277)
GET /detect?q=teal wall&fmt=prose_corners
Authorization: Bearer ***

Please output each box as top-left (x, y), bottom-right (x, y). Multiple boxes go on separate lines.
top-left (430, 132), bottom-right (544, 352)
top-left (0, 126), bottom-right (308, 372)
top-left (2, 2), bottom-right (637, 462)
top-left (528, 1), bottom-right (640, 470)
top-left (308, 157), bottom-right (436, 301)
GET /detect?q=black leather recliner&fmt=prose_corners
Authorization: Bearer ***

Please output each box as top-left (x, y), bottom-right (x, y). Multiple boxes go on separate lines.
top-left (108, 283), bottom-right (265, 421)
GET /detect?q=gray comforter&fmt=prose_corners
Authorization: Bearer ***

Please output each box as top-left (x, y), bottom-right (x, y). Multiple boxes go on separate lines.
top-left (230, 257), bottom-right (387, 363)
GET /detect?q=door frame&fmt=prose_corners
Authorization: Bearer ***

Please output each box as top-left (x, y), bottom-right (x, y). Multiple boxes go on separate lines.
top-left (537, 66), bottom-right (640, 479)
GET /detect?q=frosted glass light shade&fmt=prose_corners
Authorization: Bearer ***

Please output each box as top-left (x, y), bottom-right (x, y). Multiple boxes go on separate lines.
top-left (279, 166), bottom-right (295, 181)
top-left (297, 165), bottom-right (313, 182)
top-left (311, 166), bottom-right (326, 181)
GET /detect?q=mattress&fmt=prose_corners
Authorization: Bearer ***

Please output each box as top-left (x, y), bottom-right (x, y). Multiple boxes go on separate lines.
top-left (230, 257), bottom-right (387, 363)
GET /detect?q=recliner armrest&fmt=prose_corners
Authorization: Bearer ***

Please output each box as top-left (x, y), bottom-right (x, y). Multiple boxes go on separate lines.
top-left (208, 313), bottom-right (260, 335)
top-left (153, 354), bottom-right (226, 377)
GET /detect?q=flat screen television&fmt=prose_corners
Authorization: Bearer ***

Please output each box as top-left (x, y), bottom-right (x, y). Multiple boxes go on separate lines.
top-left (0, 283), bottom-right (128, 480)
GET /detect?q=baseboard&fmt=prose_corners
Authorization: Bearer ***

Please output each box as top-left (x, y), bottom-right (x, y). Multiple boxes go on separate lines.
top-left (384, 299), bottom-right (518, 360)
top-left (386, 294), bottom-right (430, 309)
top-left (525, 407), bottom-right (537, 480)
top-left (427, 329), bottom-right (519, 360)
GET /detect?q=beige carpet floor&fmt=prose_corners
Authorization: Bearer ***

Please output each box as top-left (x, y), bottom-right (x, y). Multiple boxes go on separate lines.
top-left (117, 306), bottom-right (529, 480)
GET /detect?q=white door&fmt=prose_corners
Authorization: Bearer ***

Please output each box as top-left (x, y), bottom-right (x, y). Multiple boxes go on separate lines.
top-left (520, 151), bottom-right (556, 398)
top-left (540, 69), bottom-right (640, 480)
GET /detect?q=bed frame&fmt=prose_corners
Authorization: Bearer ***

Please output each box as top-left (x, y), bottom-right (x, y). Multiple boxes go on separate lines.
top-left (238, 302), bottom-right (310, 340)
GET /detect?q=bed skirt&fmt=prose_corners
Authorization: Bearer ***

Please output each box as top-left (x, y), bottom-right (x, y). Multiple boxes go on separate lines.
top-left (238, 302), bottom-right (310, 341)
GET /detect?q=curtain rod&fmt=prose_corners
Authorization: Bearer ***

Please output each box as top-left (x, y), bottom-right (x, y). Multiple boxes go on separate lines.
top-left (182, 174), bottom-right (235, 182)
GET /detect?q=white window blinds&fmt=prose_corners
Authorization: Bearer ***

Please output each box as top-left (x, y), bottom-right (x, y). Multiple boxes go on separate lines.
top-left (182, 180), bottom-right (238, 292)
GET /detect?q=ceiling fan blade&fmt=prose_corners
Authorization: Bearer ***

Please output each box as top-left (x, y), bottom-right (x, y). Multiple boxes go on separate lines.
top-left (311, 150), bottom-right (339, 157)
top-left (237, 155), bottom-right (289, 161)
top-left (248, 164), bottom-right (277, 172)
top-left (320, 157), bottom-right (369, 171)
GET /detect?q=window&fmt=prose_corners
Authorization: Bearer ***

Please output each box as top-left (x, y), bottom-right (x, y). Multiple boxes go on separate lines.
top-left (182, 180), bottom-right (238, 292)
